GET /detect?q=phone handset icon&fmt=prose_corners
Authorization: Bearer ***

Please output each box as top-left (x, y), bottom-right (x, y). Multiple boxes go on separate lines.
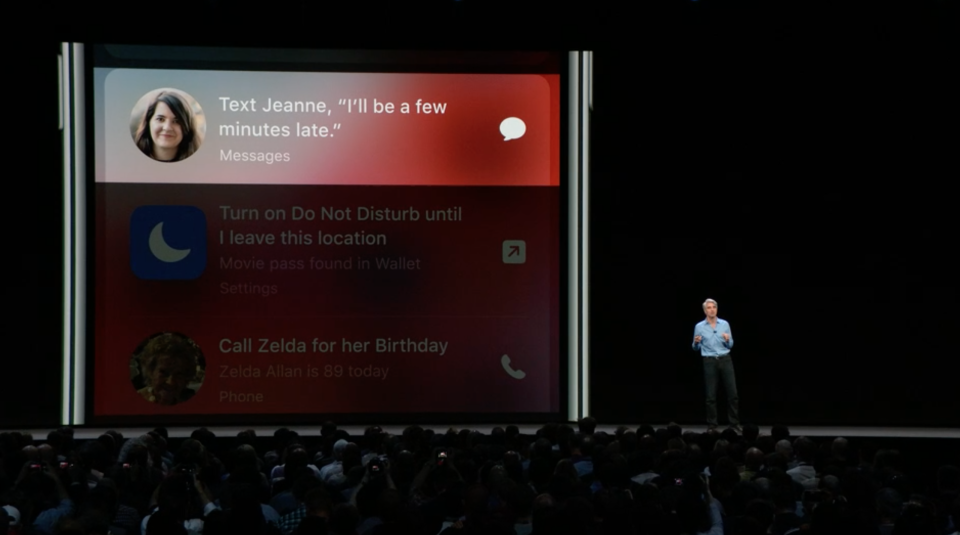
top-left (501, 355), bottom-right (526, 380)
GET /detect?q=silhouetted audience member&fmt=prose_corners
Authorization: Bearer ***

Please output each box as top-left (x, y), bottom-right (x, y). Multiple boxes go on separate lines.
top-left (15, 462), bottom-right (74, 535)
top-left (895, 501), bottom-right (938, 535)
top-left (578, 417), bottom-right (598, 436)
top-left (145, 508), bottom-right (187, 535)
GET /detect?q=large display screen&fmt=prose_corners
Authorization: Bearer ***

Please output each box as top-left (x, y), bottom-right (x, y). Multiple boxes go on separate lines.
top-left (69, 45), bottom-right (581, 424)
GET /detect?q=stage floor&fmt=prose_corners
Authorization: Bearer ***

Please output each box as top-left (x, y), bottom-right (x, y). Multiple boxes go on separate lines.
top-left (7, 424), bottom-right (959, 440)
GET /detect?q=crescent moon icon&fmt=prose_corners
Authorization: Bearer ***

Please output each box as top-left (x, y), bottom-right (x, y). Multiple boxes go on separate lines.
top-left (148, 222), bottom-right (191, 263)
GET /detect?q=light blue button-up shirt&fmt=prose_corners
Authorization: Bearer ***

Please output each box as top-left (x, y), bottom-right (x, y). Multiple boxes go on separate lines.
top-left (692, 318), bottom-right (733, 357)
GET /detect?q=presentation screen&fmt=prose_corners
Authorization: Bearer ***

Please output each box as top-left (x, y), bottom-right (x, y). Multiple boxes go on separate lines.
top-left (65, 45), bottom-right (584, 425)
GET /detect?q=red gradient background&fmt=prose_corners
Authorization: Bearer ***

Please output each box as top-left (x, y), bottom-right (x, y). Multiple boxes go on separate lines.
top-left (101, 71), bottom-right (560, 186)
top-left (94, 69), bottom-right (562, 418)
top-left (95, 186), bottom-right (559, 415)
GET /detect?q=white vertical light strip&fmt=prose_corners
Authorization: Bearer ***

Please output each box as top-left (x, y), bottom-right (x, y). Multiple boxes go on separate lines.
top-left (72, 43), bottom-right (87, 425)
top-left (580, 52), bottom-right (591, 419)
top-left (567, 52), bottom-right (580, 422)
top-left (588, 51), bottom-right (593, 113)
top-left (61, 44), bottom-right (72, 426)
top-left (58, 55), bottom-right (63, 130)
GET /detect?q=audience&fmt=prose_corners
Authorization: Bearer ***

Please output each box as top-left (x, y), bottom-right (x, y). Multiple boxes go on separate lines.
top-left (0, 423), bottom-right (957, 535)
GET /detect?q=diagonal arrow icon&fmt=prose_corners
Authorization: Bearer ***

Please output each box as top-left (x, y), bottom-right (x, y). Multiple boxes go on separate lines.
top-left (502, 240), bottom-right (526, 264)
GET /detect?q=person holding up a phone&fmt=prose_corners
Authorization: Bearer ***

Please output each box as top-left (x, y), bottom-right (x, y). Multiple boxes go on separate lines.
top-left (13, 461), bottom-right (74, 535)
top-left (141, 471), bottom-right (220, 535)
top-left (692, 299), bottom-right (741, 432)
top-left (675, 474), bottom-right (724, 535)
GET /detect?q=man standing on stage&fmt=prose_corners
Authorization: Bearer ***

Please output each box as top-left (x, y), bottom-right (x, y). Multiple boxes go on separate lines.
top-left (692, 298), bottom-right (741, 431)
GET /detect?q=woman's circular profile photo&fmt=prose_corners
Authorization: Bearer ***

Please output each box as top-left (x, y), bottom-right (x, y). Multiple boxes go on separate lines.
top-left (130, 88), bottom-right (206, 162)
top-left (130, 332), bottom-right (206, 406)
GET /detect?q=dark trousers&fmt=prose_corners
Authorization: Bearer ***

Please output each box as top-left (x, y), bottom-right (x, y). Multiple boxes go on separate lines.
top-left (704, 355), bottom-right (739, 426)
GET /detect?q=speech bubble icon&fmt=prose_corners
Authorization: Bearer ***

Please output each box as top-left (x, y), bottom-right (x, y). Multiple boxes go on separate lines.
top-left (500, 117), bottom-right (526, 141)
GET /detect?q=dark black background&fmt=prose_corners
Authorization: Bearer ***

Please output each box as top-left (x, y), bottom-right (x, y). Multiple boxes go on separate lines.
top-left (8, 0), bottom-right (956, 428)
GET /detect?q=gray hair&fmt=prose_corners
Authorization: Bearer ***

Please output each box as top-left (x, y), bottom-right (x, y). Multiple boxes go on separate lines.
top-left (117, 434), bottom-right (152, 462)
top-left (702, 299), bottom-right (718, 311)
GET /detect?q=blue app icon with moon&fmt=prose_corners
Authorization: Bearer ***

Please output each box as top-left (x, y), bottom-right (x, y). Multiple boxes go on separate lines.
top-left (130, 206), bottom-right (207, 280)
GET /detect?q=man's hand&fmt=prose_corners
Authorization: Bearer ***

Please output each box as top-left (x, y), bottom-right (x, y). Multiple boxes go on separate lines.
top-left (694, 335), bottom-right (702, 343)
top-left (701, 473), bottom-right (713, 503)
top-left (193, 477), bottom-right (211, 500)
top-left (722, 333), bottom-right (730, 342)
top-left (18, 460), bottom-right (37, 482)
